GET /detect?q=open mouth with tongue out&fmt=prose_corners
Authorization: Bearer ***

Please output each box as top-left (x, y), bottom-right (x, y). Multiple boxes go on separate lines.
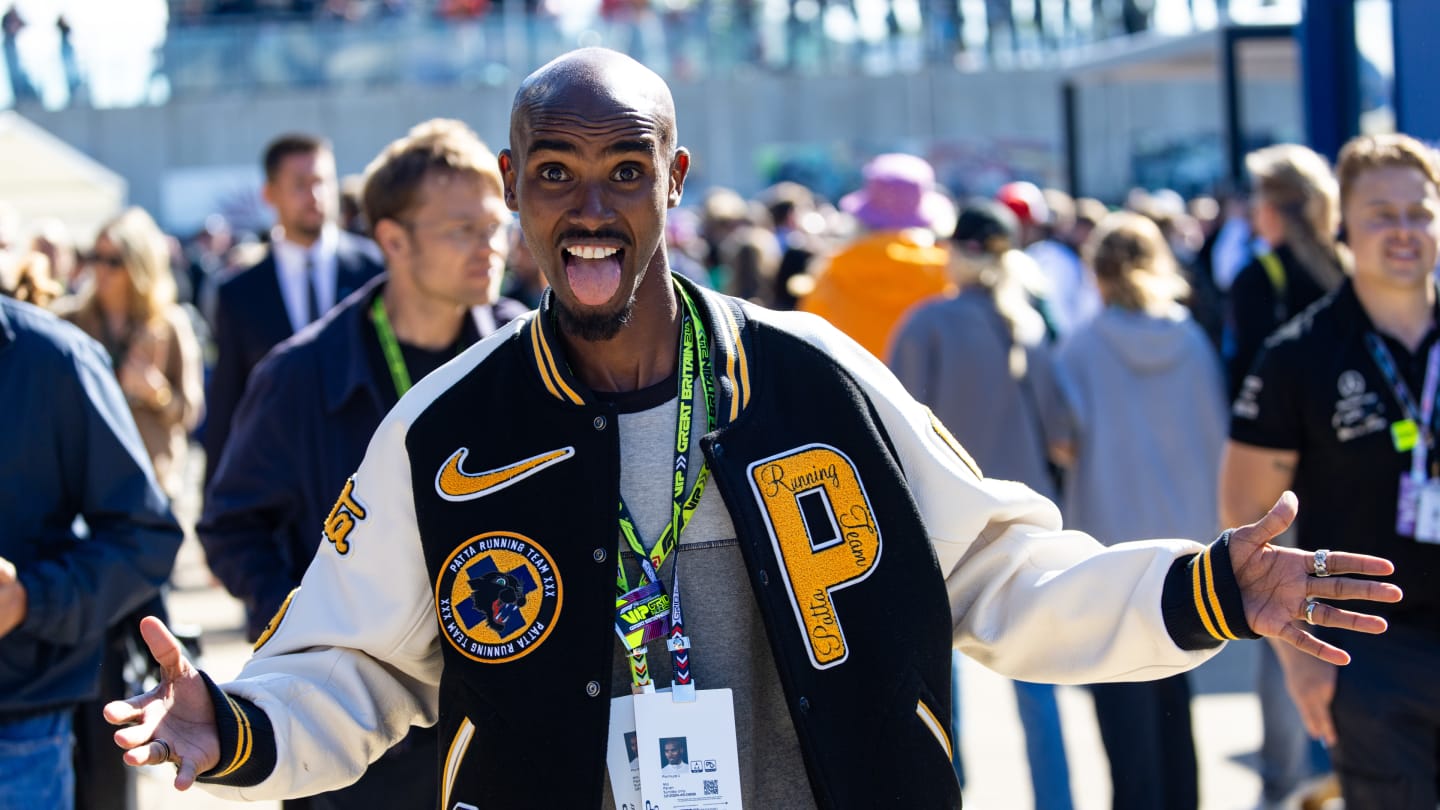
top-left (564, 244), bottom-right (626, 307)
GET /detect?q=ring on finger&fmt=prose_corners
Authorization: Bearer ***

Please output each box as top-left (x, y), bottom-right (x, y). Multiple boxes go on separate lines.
top-left (1313, 548), bottom-right (1331, 578)
top-left (153, 738), bottom-right (173, 764)
top-left (1304, 598), bottom-right (1320, 626)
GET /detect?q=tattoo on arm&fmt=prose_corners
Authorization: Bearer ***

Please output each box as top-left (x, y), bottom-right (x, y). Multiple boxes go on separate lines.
top-left (1272, 459), bottom-right (1296, 473)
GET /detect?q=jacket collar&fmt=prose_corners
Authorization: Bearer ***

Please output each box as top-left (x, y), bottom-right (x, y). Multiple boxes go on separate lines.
top-left (1332, 276), bottom-right (1440, 346)
top-left (526, 273), bottom-right (752, 424)
top-left (321, 274), bottom-right (390, 415)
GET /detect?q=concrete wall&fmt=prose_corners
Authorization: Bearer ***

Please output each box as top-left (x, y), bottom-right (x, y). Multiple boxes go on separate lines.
top-left (19, 64), bottom-right (1295, 234)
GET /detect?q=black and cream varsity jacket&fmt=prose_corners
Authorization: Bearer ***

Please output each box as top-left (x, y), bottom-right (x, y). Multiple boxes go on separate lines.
top-left (197, 275), bottom-right (1252, 808)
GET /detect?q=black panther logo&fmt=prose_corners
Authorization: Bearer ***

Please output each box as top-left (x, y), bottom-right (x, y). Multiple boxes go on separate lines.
top-left (468, 570), bottom-right (528, 635)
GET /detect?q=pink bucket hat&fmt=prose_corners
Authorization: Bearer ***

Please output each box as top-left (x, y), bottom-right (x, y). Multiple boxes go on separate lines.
top-left (841, 153), bottom-right (953, 232)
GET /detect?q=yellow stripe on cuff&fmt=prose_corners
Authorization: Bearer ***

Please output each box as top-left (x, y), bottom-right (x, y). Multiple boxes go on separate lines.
top-left (1190, 552), bottom-right (1224, 641)
top-left (210, 695), bottom-right (252, 779)
top-left (1202, 547), bottom-right (1240, 641)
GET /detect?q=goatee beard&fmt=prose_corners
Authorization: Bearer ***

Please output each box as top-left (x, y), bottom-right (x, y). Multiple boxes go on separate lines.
top-left (554, 295), bottom-right (637, 341)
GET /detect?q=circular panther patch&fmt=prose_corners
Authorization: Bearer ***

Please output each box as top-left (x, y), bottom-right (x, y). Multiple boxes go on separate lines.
top-left (433, 532), bottom-right (562, 664)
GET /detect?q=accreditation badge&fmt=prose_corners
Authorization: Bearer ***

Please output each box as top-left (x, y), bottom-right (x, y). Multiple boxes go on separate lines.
top-left (1415, 480), bottom-right (1440, 544)
top-left (1397, 473), bottom-right (1422, 537)
top-left (634, 688), bottom-right (742, 810)
top-left (606, 696), bottom-right (644, 810)
top-left (615, 582), bottom-right (672, 649)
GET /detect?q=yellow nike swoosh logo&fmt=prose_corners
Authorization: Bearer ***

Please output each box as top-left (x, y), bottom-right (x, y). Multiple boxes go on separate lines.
top-left (435, 447), bottom-right (576, 501)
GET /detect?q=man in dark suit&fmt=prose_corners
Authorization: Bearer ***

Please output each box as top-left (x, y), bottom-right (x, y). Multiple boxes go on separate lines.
top-left (202, 133), bottom-right (384, 484)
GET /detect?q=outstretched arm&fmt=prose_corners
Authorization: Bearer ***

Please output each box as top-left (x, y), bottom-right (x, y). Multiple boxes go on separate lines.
top-left (104, 617), bottom-right (222, 791)
top-left (1224, 490), bottom-right (1400, 663)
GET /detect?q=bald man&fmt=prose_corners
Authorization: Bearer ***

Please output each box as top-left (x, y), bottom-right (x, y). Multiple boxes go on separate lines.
top-left (109, 49), bottom-right (1401, 809)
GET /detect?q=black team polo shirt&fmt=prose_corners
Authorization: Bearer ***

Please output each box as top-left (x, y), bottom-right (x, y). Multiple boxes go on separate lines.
top-left (1230, 278), bottom-right (1440, 629)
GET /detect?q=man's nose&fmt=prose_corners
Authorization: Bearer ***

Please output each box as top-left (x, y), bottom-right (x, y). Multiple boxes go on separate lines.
top-left (568, 184), bottom-right (614, 231)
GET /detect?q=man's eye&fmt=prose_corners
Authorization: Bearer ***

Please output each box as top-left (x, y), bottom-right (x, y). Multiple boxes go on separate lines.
top-left (539, 166), bottom-right (568, 182)
top-left (613, 166), bottom-right (642, 182)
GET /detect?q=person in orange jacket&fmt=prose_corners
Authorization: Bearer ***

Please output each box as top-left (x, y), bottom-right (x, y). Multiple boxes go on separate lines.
top-left (797, 153), bottom-right (954, 358)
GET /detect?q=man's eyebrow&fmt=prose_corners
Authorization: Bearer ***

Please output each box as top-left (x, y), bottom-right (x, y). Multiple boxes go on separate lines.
top-left (604, 139), bottom-right (656, 157)
top-left (528, 138), bottom-right (577, 155)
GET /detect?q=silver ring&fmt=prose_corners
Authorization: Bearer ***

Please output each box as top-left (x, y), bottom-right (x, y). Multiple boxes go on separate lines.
top-left (153, 738), bottom-right (173, 764)
top-left (1313, 548), bottom-right (1331, 578)
top-left (1305, 599), bottom-right (1319, 625)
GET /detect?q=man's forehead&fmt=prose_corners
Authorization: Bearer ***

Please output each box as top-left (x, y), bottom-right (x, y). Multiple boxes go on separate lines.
top-left (509, 49), bottom-right (676, 151)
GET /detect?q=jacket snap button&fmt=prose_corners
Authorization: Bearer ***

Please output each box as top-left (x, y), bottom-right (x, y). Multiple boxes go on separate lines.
top-left (758, 569), bottom-right (769, 586)
top-left (593, 415), bottom-right (607, 431)
top-left (593, 548), bottom-right (607, 563)
top-left (586, 680), bottom-right (602, 698)
top-left (798, 696), bottom-right (810, 713)
top-left (711, 442), bottom-right (723, 458)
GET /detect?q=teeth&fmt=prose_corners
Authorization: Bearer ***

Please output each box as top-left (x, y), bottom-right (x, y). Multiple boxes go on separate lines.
top-left (568, 246), bottom-right (619, 260)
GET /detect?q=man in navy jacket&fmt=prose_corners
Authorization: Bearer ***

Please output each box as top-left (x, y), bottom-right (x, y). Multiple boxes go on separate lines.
top-left (198, 119), bottom-right (526, 810)
top-left (0, 294), bottom-right (182, 809)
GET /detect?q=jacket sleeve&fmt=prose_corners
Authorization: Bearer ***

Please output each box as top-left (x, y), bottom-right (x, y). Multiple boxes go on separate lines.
top-left (196, 408), bottom-right (441, 801)
top-left (198, 351), bottom-right (311, 641)
top-left (783, 310), bottom-right (1248, 684)
top-left (16, 335), bottom-right (182, 644)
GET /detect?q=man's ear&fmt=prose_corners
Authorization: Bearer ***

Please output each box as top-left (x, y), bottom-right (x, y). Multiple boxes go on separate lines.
top-left (261, 181), bottom-right (277, 211)
top-left (499, 150), bottom-right (519, 213)
top-left (668, 149), bottom-right (690, 209)
top-left (372, 218), bottom-right (408, 261)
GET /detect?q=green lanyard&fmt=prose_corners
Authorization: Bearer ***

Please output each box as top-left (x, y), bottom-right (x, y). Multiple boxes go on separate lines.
top-left (370, 296), bottom-right (414, 398)
top-left (614, 284), bottom-right (715, 593)
top-left (615, 284), bottom-right (716, 693)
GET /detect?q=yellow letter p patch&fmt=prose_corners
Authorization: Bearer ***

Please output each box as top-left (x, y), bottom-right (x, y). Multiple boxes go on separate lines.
top-left (748, 444), bottom-right (882, 669)
top-left (324, 477), bottom-right (367, 555)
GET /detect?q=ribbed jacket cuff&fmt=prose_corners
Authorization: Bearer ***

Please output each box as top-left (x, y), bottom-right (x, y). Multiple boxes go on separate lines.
top-left (1162, 530), bottom-right (1261, 649)
top-left (195, 671), bottom-right (276, 787)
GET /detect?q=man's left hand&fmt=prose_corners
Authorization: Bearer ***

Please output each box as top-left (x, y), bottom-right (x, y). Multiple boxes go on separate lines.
top-left (1229, 491), bottom-right (1402, 665)
top-left (0, 556), bottom-right (28, 639)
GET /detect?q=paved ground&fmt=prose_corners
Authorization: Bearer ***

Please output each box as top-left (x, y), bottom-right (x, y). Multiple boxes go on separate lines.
top-left (135, 529), bottom-right (1280, 810)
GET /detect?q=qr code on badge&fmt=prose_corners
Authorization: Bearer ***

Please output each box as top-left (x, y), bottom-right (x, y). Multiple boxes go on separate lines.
top-left (703, 779), bottom-right (719, 796)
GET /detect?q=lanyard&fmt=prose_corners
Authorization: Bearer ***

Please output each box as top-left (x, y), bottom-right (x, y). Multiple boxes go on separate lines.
top-left (370, 296), bottom-right (414, 398)
top-left (616, 284), bottom-right (715, 696)
top-left (1365, 332), bottom-right (1440, 476)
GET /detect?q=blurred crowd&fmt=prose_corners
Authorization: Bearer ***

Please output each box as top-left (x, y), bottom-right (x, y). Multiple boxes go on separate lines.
top-left (1, 109), bottom-right (1435, 809)
top-left (4, 0), bottom-right (1262, 110)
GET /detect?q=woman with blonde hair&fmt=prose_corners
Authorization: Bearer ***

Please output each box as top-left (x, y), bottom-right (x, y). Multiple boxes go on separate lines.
top-left (1056, 210), bottom-right (1227, 810)
top-left (58, 207), bottom-right (203, 500)
top-left (1227, 143), bottom-right (1345, 398)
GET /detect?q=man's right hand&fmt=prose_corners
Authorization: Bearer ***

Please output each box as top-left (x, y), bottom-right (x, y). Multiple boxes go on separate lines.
top-left (1272, 637), bottom-right (1338, 747)
top-left (103, 616), bottom-right (221, 790)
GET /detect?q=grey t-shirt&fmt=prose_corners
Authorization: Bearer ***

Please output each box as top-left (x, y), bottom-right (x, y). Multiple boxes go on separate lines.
top-left (598, 376), bottom-right (815, 809)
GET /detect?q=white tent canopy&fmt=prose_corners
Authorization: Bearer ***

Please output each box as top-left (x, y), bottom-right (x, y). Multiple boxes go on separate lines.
top-left (0, 111), bottom-right (125, 245)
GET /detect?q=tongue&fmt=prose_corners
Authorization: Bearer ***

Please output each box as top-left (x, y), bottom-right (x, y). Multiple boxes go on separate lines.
top-left (566, 255), bottom-right (623, 307)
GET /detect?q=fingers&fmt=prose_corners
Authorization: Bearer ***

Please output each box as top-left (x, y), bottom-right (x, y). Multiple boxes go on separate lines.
top-left (1311, 551), bottom-right (1396, 578)
top-left (121, 739), bottom-right (171, 768)
top-left (1276, 620), bottom-right (1351, 667)
top-left (1295, 690), bottom-right (1338, 747)
top-left (1307, 577), bottom-right (1403, 604)
top-left (112, 718), bottom-right (163, 751)
top-left (1301, 600), bottom-right (1390, 635)
top-left (103, 698), bottom-right (144, 727)
top-left (1233, 491), bottom-right (1299, 547)
top-left (175, 757), bottom-right (201, 791)
top-left (138, 615), bottom-right (190, 680)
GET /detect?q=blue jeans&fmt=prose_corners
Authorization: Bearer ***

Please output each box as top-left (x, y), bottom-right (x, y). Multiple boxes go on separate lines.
top-left (0, 710), bottom-right (75, 810)
top-left (952, 651), bottom-right (1074, 810)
